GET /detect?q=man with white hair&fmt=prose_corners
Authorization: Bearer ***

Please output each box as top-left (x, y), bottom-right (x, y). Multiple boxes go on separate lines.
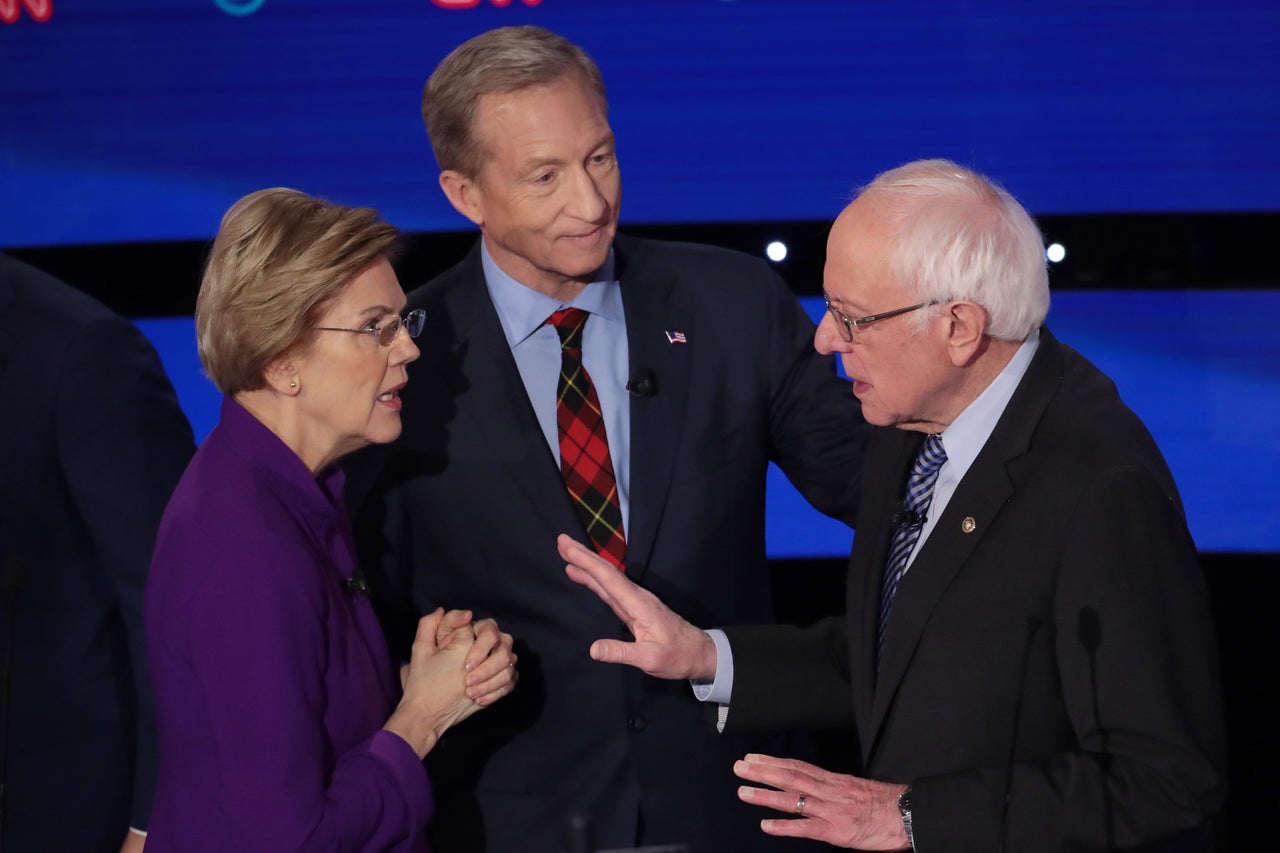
top-left (561, 159), bottom-right (1226, 851)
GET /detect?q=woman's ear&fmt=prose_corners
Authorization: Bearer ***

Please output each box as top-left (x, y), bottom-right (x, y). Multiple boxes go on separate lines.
top-left (264, 356), bottom-right (301, 396)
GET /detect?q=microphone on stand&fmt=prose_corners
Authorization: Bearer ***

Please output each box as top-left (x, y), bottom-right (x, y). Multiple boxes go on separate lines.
top-left (998, 616), bottom-right (1042, 853)
top-left (0, 556), bottom-right (29, 848)
top-left (561, 815), bottom-right (690, 853)
top-left (1078, 607), bottom-right (1115, 850)
top-left (565, 815), bottom-right (594, 853)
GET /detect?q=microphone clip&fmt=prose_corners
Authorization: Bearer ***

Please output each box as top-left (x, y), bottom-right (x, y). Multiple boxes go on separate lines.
top-left (626, 367), bottom-right (657, 398)
top-left (891, 509), bottom-right (925, 529)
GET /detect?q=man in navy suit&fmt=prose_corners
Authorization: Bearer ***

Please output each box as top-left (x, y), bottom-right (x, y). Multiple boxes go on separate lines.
top-left (0, 253), bottom-right (195, 851)
top-left (345, 25), bottom-right (866, 853)
top-left (561, 160), bottom-right (1226, 852)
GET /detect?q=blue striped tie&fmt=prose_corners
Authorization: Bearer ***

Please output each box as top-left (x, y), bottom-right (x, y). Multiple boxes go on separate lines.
top-left (878, 434), bottom-right (947, 663)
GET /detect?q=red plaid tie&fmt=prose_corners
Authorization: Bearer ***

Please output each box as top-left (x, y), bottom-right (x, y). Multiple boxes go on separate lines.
top-left (547, 308), bottom-right (627, 569)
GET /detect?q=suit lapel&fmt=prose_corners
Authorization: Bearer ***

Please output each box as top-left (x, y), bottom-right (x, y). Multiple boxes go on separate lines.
top-left (416, 248), bottom-right (584, 539)
top-left (848, 428), bottom-right (918, 743)
top-left (865, 330), bottom-right (1067, 753)
top-left (614, 238), bottom-right (694, 582)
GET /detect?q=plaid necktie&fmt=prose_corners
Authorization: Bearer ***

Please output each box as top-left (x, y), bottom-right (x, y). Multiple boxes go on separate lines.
top-left (547, 308), bottom-right (627, 569)
top-left (878, 434), bottom-right (947, 661)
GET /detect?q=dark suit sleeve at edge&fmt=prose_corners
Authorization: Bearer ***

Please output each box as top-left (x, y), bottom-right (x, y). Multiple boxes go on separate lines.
top-left (759, 268), bottom-right (866, 527)
top-left (55, 315), bottom-right (195, 830)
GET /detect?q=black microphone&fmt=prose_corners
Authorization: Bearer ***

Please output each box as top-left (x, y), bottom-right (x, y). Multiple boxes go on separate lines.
top-left (1, 556), bottom-right (29, 845)
top-left (998, 616), bottom-right (1042, 853)
top-left (564, 815), bottom-right (594, 853)
top-left (345, 574), bottom-right (370, 597)
top-left (890, 509), bottom-right (924, 528)
top-left (625, 367), bottom-right (657, 398)
top-left (1078, 607), bottom-right (1115, 850)
top-left (1077, 607), bottom-right (1101, 653)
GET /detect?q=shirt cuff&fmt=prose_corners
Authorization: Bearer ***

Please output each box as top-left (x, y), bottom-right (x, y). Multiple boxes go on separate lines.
top-left (690, 627), bottom-right (735, 719)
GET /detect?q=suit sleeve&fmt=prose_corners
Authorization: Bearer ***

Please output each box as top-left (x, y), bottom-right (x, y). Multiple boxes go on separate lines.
top-left (911, 464), bottom-right (1226, 852)
top-left (55, 315), bottom-right (195, 830)
top-left (759, 269), bottom-right (866, 527)
top-left (720, 617), bottom-right (857, 732)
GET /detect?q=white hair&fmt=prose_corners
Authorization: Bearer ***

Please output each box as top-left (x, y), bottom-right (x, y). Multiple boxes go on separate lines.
top-left (860, 159), bottom-right (1050, 341)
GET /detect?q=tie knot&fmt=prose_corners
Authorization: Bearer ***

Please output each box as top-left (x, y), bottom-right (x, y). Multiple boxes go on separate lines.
top-left (914, 434), bottom-right (947, 478)
top-left (547, 307), bottom-right (589, 348)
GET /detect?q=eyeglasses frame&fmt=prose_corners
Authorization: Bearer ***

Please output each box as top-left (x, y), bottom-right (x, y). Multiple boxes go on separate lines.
top-left (822, 293), bottom-right (939, 343)
top-left (317, 308), bottom-right (426, 347)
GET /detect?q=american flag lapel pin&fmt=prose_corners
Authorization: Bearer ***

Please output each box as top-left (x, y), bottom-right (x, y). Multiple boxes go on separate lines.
top-left (665, 330), bottom-right (687, 344)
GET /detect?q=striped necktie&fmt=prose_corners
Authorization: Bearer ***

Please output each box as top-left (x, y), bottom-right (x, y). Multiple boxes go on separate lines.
top-left (878, 434), bottom-right (947, 662)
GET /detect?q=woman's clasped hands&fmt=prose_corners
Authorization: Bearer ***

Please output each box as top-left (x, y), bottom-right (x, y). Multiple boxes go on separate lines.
top-left (386, 608), bottom-right (517, 758)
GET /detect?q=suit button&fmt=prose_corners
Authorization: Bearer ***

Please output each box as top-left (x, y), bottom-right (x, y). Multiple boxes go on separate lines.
top-left (626, 715), bottom-right (647, 732)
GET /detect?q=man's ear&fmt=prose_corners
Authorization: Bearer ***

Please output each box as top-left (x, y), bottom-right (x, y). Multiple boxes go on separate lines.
top-left (439, 170), bottom-right (485, 227)
top-left (944, 301), bottom-right (990, 367)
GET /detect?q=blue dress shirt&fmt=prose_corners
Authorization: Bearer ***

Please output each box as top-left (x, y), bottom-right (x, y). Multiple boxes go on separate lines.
top-left (480, 241), bottom-right (632, 531)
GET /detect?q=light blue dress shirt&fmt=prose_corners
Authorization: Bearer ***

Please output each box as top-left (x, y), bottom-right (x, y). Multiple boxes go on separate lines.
top-left (480, 241), bottom-right (632, 531)
top-left (696, 329), bottom-right (1042, 717)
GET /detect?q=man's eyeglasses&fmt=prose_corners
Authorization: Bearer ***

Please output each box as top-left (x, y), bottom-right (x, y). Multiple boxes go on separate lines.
top-left (823, 293), bottom-right (937, 343)
top-left (317, 308), bottom-right (426, 347)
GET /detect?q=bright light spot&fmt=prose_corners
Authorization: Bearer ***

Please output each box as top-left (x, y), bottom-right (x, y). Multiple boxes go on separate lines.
top-left (1046, 243), bottom-right (1066, 263)
top-left (766, 241), bottom-right (788, 262)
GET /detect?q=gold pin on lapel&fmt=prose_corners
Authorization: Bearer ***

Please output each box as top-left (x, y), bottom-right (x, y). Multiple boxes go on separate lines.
top-left (961, 516), bottom-right (977, 534)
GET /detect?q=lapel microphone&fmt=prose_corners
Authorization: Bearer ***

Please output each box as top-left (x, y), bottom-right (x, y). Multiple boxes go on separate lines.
top-left (891, 509), bottom-right (925, 528)
top-left (345, 575), bottom-right (370, 597)
top-left (626, 367), bottom-right (657, 398)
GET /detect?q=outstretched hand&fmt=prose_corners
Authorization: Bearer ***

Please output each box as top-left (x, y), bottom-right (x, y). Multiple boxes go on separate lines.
top-left (558, 534), bottom-right (717, 682)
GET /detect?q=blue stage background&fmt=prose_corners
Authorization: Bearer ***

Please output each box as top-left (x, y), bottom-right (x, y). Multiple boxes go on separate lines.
top-left (7, 0), bottom-right (1277, 551)
top-left (4, 0), bottom-right (1279, 248)
top-left (135, 290), bottom-right (1280, 556)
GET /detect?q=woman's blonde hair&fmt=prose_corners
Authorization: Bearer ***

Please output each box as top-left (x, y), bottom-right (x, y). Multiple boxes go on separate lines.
top-left (196, 188), bottom-right (398, 393)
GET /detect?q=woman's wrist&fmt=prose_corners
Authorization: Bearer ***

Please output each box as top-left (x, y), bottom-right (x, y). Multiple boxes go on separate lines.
top-left (383, 707), bottom-right (441, 759)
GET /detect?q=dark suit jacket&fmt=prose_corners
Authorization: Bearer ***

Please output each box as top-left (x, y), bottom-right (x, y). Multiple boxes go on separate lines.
top-left (346, 235), bottom-right (867, 852)
top-left (724, 328), bottom-right (1226, 853)
top-left (0, 254), bottom-right (195, 851)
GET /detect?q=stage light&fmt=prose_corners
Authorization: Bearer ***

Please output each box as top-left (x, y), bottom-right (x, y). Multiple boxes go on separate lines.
top-left (766, 241), bottom-right (788, 262)
top-left (1047, 243), bottom-right (1066, 263)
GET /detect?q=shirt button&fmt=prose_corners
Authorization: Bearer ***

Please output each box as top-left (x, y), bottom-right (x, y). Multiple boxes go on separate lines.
top-left (626, 715), bottom-right (647, 733)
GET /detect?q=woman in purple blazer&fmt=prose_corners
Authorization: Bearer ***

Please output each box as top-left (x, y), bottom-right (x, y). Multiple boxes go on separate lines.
top-left (144, 188), bottom-right (516, 851)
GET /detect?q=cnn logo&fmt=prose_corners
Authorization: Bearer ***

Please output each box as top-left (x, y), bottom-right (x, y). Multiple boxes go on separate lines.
top-left (1, 0), bottom-right (52, 24)
top-left (431, 0), bottom-right (542, 7)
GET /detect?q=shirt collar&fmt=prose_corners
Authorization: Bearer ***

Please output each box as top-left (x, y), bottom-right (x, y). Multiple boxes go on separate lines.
top-left (479, 239), bottom-right (622, 347)
top-left (219, 395), bottom-right (346, 514)
top-left (939, 327), bottom-right (1040, 476)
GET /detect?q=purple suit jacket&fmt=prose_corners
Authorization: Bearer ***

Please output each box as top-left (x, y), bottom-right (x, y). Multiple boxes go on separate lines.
top-left (145, 397), bottom-right (431, 851)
